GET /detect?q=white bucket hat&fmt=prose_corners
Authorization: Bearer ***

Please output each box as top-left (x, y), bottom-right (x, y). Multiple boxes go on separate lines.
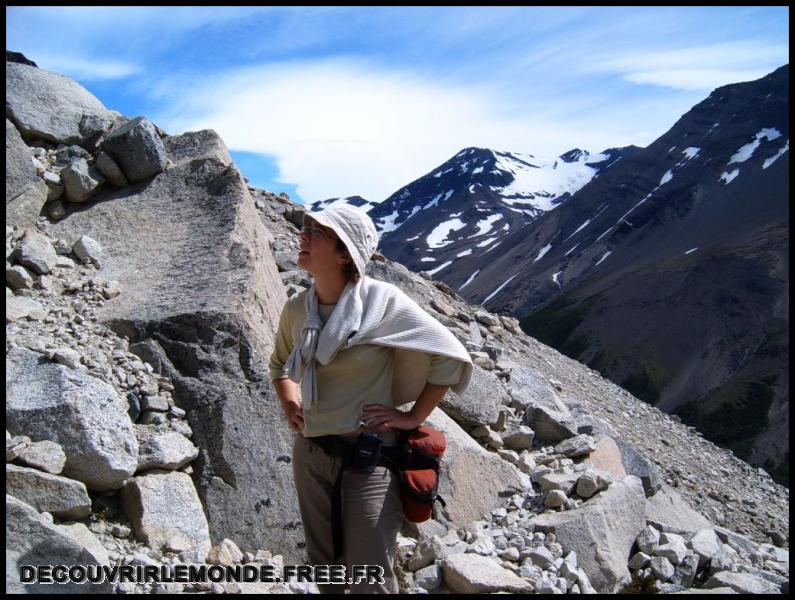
top-left (303, 204), bottom-right (379, 276)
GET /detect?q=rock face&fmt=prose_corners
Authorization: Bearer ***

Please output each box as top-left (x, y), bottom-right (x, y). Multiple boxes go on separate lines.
top-left (46, 129), bottom-right (301, 558)
top-left (6, 119), bottom-right (49, 228)
top-left (6, 60), bottom-right (117, 145)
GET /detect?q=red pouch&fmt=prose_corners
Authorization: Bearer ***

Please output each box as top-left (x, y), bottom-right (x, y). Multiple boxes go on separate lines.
top-left (400, 426), bottom-right (446, 523)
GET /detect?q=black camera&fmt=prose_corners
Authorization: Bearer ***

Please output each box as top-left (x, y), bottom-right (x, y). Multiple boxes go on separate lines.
top-left (352, 432), bottom-right (383, 473)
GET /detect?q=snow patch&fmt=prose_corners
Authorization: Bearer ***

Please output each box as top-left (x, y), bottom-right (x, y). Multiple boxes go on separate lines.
top-left (425, 260), bottom-right (453, 276)
top-left (552, 271), bottom-right (562, 286)
top-left (476, 236), bottom-right (498, 248)
top-left (595, 251), bottom-right (612, 267)
top-left (473, 214), bottom-right (503, 237)
top-left (420, 257), bottom-right (437, 262)
top-left (377, 210), bottom-right (401, 234)
top-left (406, 234), bottom-right (420, 242)
top-left (564, 243), bottom-right (580, 257)
top-left (682, 147), bottom-right (700, 160)
top-left (426, 218), bottom-right (467, 249)
top-left (728, 128), bottom-right (783, 164)
top-left (457, 248), bottom-right (473, 258)
top-left (459, 270), bottom-right (480, 291)
top-left (533, 242), bottom-right (553, 264)
top-left (472, 166), bottom-right (484, 175)
top-left (684, 248), bottom-right (698, 255)
top-left (660, 170), bottom-right (674, 186)
top-left (719, 169), bottom-right (739, 185)
top-left (763, 141), bottom-right (789, 169)
top-left (482, 273), bottom-right (519, 306)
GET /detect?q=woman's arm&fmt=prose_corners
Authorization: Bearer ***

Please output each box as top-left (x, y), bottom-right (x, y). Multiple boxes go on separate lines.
top-left (273, 378), bottom-right (304, 432)
top-left (362, 382), bottom-right (449, 433)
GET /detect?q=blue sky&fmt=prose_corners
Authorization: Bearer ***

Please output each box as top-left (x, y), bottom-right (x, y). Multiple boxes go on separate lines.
top-left (6, 6), bottom-right (789, 205)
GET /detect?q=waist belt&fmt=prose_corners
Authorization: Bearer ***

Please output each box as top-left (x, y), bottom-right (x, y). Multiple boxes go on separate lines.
top-left (307, 434), bottom-right (400, 562)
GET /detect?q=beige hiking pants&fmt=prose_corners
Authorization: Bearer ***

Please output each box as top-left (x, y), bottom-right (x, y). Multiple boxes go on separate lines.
top-left (292, 433), bottom-right (403, 594)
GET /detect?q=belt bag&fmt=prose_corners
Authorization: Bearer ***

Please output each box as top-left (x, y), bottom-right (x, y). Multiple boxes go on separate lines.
top-left (399, 426), bottom-right (447, 523)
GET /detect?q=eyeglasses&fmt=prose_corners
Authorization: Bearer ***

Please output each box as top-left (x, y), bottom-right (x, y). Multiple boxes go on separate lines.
top-left (301, 223), bottom-right (336, 241)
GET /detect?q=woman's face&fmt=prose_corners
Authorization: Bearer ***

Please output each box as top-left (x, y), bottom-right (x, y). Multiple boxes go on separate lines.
top-left (297, 219), bottom-right (351, 279)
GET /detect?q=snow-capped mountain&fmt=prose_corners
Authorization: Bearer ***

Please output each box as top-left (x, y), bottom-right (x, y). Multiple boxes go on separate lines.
top-left (366, 146), bottom-right (636, 277)
top-left (309, 195), bottom-right (378, 213)
top-left (461, 65), bottom-right (789, 484)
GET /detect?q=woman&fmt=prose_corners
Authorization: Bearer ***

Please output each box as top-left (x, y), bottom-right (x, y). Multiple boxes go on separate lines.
top-left (269, 204), bottom-right (472, 593)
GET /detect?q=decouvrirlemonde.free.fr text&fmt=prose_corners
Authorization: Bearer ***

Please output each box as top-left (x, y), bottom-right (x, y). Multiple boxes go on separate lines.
top-left (19, 563), bottom-right (385, 586)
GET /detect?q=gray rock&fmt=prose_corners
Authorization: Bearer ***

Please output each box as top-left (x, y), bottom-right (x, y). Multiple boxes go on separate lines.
top-left (650, 555), bottom-right (675, 581)
top-left (414, 564), bottom-right (442, 590)
top-left (121, 470), bottom-right (211, 555)
top-left (163, 128), bottom-right (232, 168)
top-left (441, 553), bottom-right (532, 593)
top-left (72, 235), bottom-right (103, 264)
top-left (554, 434), bottom-right (597, 458)
top-left (440, 364), bottom-right (505, 427)
top-left (702, 571), bottom-right (781, 594)
top-left (528, 405), bottom-right (579, 443)
top-left (57, 521), bottom-right (111, 565)
top-left (636, 524), bottom-right (661, 554)
top-left (6, 264), bottom-right (34, 290)
top-left (687, 529), bottom-right (721, 567)
top-left (101, 116), bottom-right (167, 182)
top-left (538, 471), bottom-right (581, 495)
top-left (17, 229), bottom-right (57, 274)
top-left (6, 464), bottom-right (91, 519)
top-left (628, 551), bottom-right (651, 570)
top-left (95, 151), bottom-right (128, 187)
top-left (136, 431), bottom-right (199, 472)
top-left (6, 295), bottom-right (46, 322)
top-left (6, 434), bottom-right (31, 461)
top-left (674, 553), bottom-right (699, 588)
top-left (6, 119), bottom-right (49, 229)
top-left (6, 347), bottom-right (138, 491)
top-left (62, 157), bottom-right (105, 203)
top-left (525, 545), bottom-right (556, 569)
top-left (424, 407), bottom-right (529, 529)
top-left (645, 482), bottom-right (712, 535)
top-left (502, 424), bottom-right (534, 451)
top-left (612, 437), bottom-right (663, 497)
top-left (16, 439), bottom-right (67, 474)
top-left (52, 347), bottom-right (82, 370)
top-left (532, 476), bottom-right (646, 593)
top-left (6, 61), bottom-right (115, 145)
top-left (653, 537), bottom-right (688, 566)
top-left (6, 495), bottom-right (112, 593)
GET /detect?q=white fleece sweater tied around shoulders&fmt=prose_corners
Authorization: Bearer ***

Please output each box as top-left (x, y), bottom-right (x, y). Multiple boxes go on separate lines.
top-left (285, 277), bottom-right (473, 412)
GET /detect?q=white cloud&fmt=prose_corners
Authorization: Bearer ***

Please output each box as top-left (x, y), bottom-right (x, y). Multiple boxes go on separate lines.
top-left (151, 58), bottom-right (674, 203)
top-left (33, 54), bottom-right (142, 81)
top-left (588, 41), bottom-right (788, 91)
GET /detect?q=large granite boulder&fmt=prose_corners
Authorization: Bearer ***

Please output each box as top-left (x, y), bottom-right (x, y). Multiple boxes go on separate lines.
top-left (6, 464), bottom-right (92, 520)
top-left (46, 130), bottom-right (301, 559)
top-left (645, 483), bottom-right (712, 534)
top-left (6, 495), bottom-right (112, 593)
top-left (6, 347), bottom-right (138, 491)
top-left (532, 475), bottom-right (646, 593)
top-left (6, 60), bottom-right (116, 145)
top-left (424, 406), bottom-right (529, 528)
top-left (6, 119), bottom-right (49, 228)
top-left (121, 470), bottom-right (212, 556)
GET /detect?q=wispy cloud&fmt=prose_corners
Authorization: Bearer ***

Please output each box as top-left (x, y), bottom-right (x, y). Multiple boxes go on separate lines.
top-left (31, 54), bottom-right (142, 81)
top-left (588, 40), bottom-right (789, 91)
